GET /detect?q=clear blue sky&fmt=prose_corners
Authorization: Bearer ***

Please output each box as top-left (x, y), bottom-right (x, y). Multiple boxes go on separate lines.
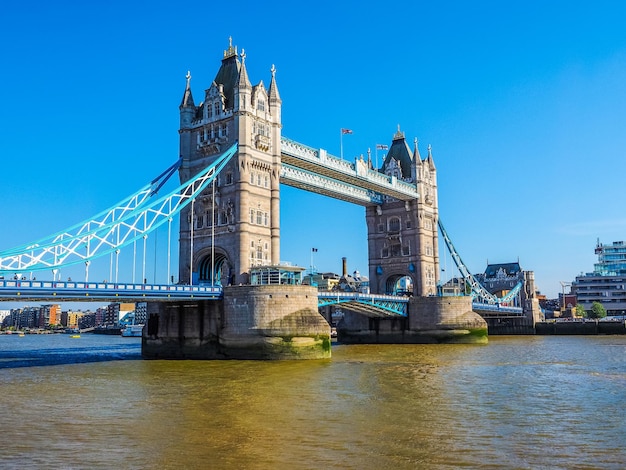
top-left (1, 0), bottom-right (626, 307)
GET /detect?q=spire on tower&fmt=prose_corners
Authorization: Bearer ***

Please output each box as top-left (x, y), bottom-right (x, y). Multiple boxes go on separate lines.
top-left (237, 49), bottom-right (251, 89)
top-left (179, 70), bottom-right (195, 108)
top-left (269, 64), bottom-right (281, 103)
top-left (413, 137), bottom-right (422, 163)
top-left (426, 143), bottom-right (436, 170)
top-left (223, 36), bottom-right (238, 59)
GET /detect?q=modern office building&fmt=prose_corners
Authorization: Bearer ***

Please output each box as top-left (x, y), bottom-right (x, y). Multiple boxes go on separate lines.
top-left (573, 240), bottom-right (626, 317)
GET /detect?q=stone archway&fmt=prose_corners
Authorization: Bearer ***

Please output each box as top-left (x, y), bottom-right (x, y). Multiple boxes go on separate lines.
top-left (384, 274), bottom-right (415, 296)
top-left (198, 252), bottom-right (231, 286)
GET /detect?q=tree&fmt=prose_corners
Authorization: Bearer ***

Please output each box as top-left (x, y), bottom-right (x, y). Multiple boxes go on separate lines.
top-left (589, 302), bottom-right (607, 319)
top-left (575, 304), bottom-right (587, 318)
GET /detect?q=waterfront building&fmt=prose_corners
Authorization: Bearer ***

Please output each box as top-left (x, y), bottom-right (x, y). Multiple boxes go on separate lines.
top-left (104, 303), bottom-right (119, 326)
top-left (94, 306), bottom-right (107, 326)
top-left (573, 240), bottom-right (626, 317)
top-left (134, 302), bottom-right (147, 325)
top-left (67, 311), bottom-right (85, 329)
top-left (47, 304), bottom-right (62, 326)
top-left (0, 309), bottom-right (9, 325)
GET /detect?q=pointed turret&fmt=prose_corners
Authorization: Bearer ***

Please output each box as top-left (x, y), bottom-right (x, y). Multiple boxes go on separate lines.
top-left (382, 125), bottom-right (413, 179)
top-left (412, 137), bottom-right (421, 181)
top-left (237, 49), bottom-right (252, 89)
top-left (180, 70), bottom-right (195, 109)
top-left (234, 48), bottom-right (252, 112)
top-left (179, 71), bottom-right (196, 130)
top-left (268, 64), bottom-right (282, 121)
top-left (268, 64), bottom-right (281, 103)
top-left (426, 144), bottom-right (436, 171)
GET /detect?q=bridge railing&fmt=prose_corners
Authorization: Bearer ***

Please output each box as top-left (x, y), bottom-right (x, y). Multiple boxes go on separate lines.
top-left (472, 302), bottom-right (523, 314)
top-left (0, 279), bottom-right (223, 299)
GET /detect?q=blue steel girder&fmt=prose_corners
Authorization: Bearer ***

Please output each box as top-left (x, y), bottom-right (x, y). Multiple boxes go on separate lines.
top-left (0, 143), bottom-right (238, 273)
top-left (317, 292), bottom-right (408, 316)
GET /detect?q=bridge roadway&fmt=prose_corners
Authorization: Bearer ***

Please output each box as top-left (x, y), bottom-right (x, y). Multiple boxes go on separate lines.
top-left (0, 280), bottom-right (522, 316)
top-left (0, 279), bottom-right (410, 315)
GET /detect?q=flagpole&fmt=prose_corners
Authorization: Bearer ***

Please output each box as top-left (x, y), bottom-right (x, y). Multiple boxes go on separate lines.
top-left (340, 129), bottom-right (343, 160)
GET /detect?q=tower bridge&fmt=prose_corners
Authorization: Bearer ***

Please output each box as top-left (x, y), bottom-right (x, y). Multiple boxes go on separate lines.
top-left (0, 39), bottom-right (542, 358)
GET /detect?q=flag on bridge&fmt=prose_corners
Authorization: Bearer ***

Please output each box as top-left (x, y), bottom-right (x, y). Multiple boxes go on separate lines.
top-left (341, 128), bottom-right (353, 134)
top-left (376, 144), bottom-right (388, 150)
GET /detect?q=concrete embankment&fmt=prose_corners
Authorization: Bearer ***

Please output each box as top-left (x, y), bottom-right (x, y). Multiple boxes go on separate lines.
top-left (535, 321), bottom-right (626, 335)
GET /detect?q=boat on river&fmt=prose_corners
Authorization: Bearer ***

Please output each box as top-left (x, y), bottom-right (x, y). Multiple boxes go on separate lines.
top-left (121, 325), bottom-right (144, 337)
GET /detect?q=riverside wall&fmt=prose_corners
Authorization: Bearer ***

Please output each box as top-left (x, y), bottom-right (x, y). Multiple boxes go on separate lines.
top-left (535, 321), bottom-right (626, 335)
top-left (142, 285), bottom-right (331, 360)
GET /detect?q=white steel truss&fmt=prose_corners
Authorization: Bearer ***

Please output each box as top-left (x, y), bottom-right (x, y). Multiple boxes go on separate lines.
top-left (0, 143), bottom-right (238, 273)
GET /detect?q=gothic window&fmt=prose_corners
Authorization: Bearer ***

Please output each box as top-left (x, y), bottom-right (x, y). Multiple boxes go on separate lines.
top-left (256, 211), bottom-right (263, 225)
top-left (214, 103), bottom-right (220, 116)
top-left (264, 175), bottom-right (269, 188)
top-left (225, 172), bottom-right (233, 185)
top-left (403, 241), bottom-right (411, 256)
top-left (382, 244), bottom-right (389, 258)
top-left (258, 99), bottom-right (265, 112)
top-left (196, 215), bottom-right (203, 229)
top-left (391, 241), bottom-right (402, 257)
top-left (220, 123), bottom-right (228, 137)
top-left (256, 244), bottom-right (263, 260)
top-left (207, 104), bottom-right (213, 119)
top-left (250, 172), bottom-right (255, 184)
top-left (405, 219), bottom-right (412, 229)
top-left (388, 217), bottom-right (401, 233)
top-left (264, 212), bottom-right (268, 226)
top-left (378, 223), bottom-right (384, 233)
top-left (250, 209), bottom-right (255, 224)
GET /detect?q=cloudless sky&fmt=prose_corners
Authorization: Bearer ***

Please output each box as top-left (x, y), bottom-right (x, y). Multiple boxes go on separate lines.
top-left (1, 0), bottom-right (626, 310)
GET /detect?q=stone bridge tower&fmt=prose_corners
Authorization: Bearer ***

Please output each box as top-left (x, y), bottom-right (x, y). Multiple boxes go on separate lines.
top-left (366, 127), bottom-right (440, 296)
top-left (178, 39), bottom-right (282, 285)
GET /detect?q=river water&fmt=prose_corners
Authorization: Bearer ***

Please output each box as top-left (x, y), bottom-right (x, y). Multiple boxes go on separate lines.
top-left (1, 334), bottom-right (625, 469)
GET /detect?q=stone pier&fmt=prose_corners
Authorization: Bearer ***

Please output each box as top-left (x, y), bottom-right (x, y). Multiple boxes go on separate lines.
top-left (337, 296), bottom-right (488, 344)
top-left (142, 285), bottom-right (331, 360)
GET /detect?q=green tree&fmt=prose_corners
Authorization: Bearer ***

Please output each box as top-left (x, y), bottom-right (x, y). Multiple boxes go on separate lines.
top-left (589, 302), bottom-right (607, 319)
top-left (575, 304), bottom-right (587, 318)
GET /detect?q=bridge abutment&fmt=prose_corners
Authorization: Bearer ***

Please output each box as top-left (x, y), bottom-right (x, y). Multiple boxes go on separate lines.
top-left (142, 285), bottom-right (331, 360)
top-left (337, 296), bottom-right (487, 344)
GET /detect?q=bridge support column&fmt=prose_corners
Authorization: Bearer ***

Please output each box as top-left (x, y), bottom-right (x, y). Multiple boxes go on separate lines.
top-left (337, 296), bottom-right (487, 344)
top-left (142, 285), bottom-right (331, 360)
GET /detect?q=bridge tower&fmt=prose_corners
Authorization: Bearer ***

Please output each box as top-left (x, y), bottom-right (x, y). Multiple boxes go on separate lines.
top-left (366, 128), bottom-right (440, 296)
top-left (178, 38), bottom-right (282, 285)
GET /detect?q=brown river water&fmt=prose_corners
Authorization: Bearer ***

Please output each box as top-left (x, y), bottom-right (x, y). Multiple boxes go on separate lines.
top-left (1, 334), bottom-right (625, 469)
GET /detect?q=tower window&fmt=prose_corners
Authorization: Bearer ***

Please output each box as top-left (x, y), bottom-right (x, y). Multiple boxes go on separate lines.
top-left (388, 217), bottom-right (401, 233)
top-left (258, 99), bottom-right (265, 112)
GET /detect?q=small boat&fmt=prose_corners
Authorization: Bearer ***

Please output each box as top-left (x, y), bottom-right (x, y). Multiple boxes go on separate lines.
top-left (70, 334), bottom-right (80, 338)
top-left (121, 325), bottom-right (144, 337)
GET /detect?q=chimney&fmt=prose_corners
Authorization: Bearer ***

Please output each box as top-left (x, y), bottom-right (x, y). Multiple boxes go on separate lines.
top-left (342, 257), bottom-right (347, 277)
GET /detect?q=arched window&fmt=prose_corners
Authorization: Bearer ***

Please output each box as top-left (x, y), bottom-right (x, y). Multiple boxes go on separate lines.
top-left (388, 217), bottom-right (401, 232)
